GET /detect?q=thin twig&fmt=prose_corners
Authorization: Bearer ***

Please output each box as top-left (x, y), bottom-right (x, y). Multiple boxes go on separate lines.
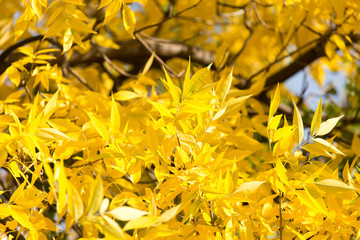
top-left (135, 33), bottom-right (180, 77)
top-left (251, 1), bottom-right (274, 30)
top-left (91, 40), bottom-right (138, 78)
top-left (227, 29), bottom-right (253, 66)
top-left (67, 158), bottom-right (103, 169)
top-left (134, 0), bottom-right (203, 34)
top-left (67, 66), bottom-right (95, 91)
top-left (243, 37), bottom-right (321, 84)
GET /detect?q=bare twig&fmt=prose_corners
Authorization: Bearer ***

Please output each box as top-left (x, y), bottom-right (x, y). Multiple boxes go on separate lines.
top-left (251, 1), bottom-right (274, 31)
top-left (242, 37), bottom-right (322, 87)
top-left (134, 0), bottom-right (204, 34)
top-left (135, 33), bottom-right (180, 77)
top-left (91, 40), bottom-right (138, 78)
top-left (67, 66), bottom-right (95, 91)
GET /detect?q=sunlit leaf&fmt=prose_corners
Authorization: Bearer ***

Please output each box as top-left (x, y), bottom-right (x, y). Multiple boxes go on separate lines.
top-left (292, 100), bottom-right (304, 144)
top-left (311, 99), bottom-right (322, 137)
top-left (316, 115), bottom-right (343, 136)
top-left (107, 206), bottom-right (148, 221)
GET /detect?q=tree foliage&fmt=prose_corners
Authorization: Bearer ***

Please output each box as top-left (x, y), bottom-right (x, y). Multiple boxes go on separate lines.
top-left (1, 0), bottom-right (360, 239)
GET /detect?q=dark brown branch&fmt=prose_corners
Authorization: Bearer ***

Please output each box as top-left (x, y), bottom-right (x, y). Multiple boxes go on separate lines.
top-left (91, 39), bottom-right (138, 78)
top-left (68, 38), bottom-right (215, 68)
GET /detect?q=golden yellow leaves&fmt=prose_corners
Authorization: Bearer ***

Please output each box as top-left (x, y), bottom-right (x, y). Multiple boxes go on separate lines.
top-left (98, 0), bottom-right (137, 38)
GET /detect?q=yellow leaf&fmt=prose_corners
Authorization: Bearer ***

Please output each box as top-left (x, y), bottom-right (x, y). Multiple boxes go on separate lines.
top-left (316, 115), bottom-right (343, 136)
top-left (215, 68), bottom-right (233, 108)
top-left (275, 158), bottom-right (289, 186)
top-left (224, 95), bottom-right (252, 115)
top-left (86, 174), bottom-right (103, 216)
top-left (225, 169), bottom-right (234, 194)
top-left (182, 65), bottom-right (211, 99)
top-left (37, 128), bottom-right (73, 141)
top-left (86, 111), bottom-right (109, 141)
top-left (8, 161), bottom-right (20, 178)
top-left (268, 83), bottom-right (280, 122)
top-left (352, 133), bottom-right (360, 156)
top-left (162, 69), bottom-right (182, 106)
top-left (268, 114), bottom-right (282, 130)
top-left (182, 198), bottom-right (201, 223)
top-left (0, 205), bottom-right (37, 237)
top-left (62, 28), bottom-right (73, 54)
top-left (7, 107), bottom-right (22, 134)
top-left (148, 100), bottom-right (173, 118)
top-left (310, 62), bottom-right (325, 86)
top-left (214, 42), bottom-right (229, 70)
top-left (122, 3), bottom-right (136, 38)
top-left (113, 90), bottom-right (138, 101)
top-left (159, 204), bottom-right (182, 222)
top-left (83, 215), bottom-right (125, 239)
top-left (314, 179), bottom-right (358, 194)
top-left (233, 181), bottom-right (266, 195)
top-left (212, 106), bottom-right (227, 121)
top-left (123, 215), bottom-right (159, 230)
top-left (14, 15), bottom-right (28, 41)
top-left (98, 0), bottom-right (112, 9)
top-left (107, 206), bottom-right (148, 221)
top-left (100, 198), bottom-right (110, 215)
top-left (301, 143), bottom-right (332, 158)
top-left (7, 66), bottom-right (21, 87)
top-left (243, 218), bottom-right (255, 240)
top-left (332, 34), bottom-right (346, 51)
top-left (146, 123), bottom-right (159, 152)
top-left (292, 100), bottom-right (304, 145)
top-left (325, 41), bottom-right (336, 59)
top-left (0, 149), bottom-right (7, 167)
top-left (56, 161), bottom-right (67, 215)
top-left (67, 181), bottom-right (84, 221)
top-left (183, 58), bottom-right (191, 97)
top-left (312, 138), bottom-right (345, 155)
top-left (311, 98), bottom-right (322, 137)
top-left (111, 94), bottom-right (121, 134)
top-left (305, 186), bottom-right (330, 218)
top-left (103, 0), bottom-right (122, 25)
top-left (142, 52), bottom-right (155, 75)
